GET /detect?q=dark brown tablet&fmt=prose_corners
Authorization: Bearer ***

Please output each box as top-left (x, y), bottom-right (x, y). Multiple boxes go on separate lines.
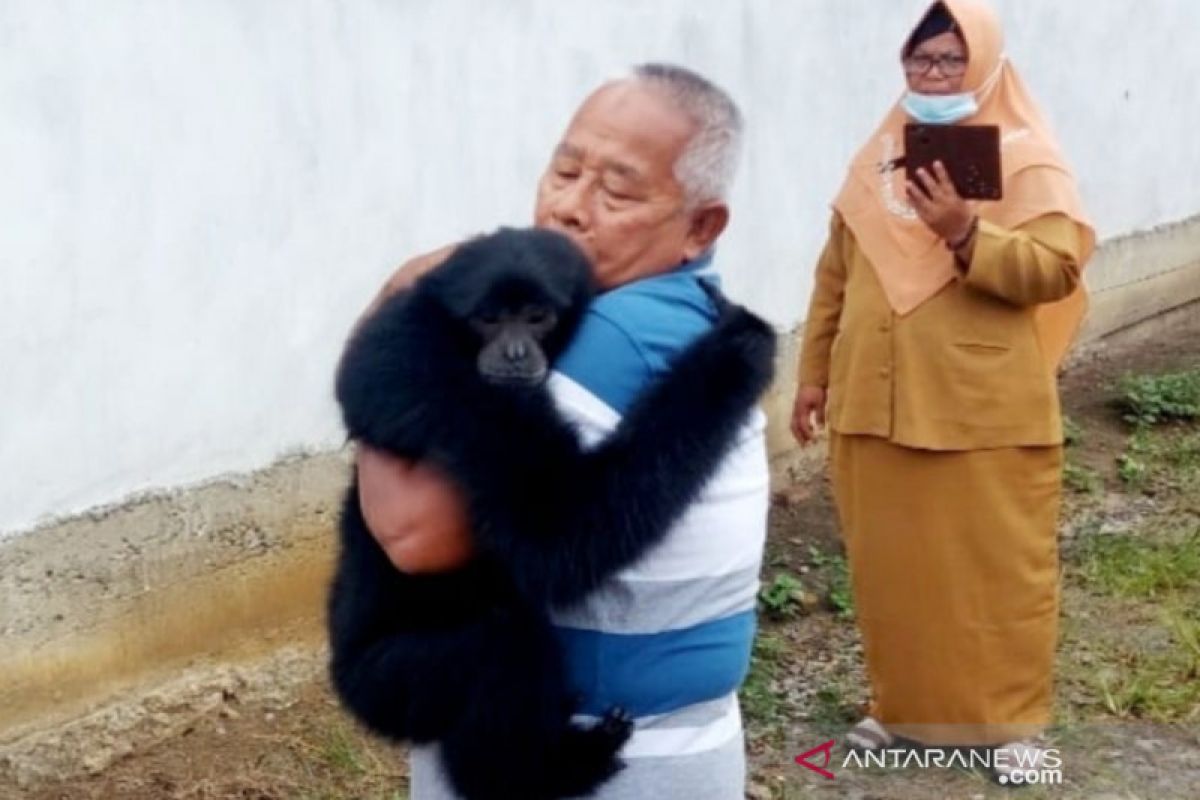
top-left (905, 123), bottom-right (1002, 200)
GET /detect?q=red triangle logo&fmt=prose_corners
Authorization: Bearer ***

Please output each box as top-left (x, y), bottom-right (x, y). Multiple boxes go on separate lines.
top-left (795, 739), bottom-right (836, 780)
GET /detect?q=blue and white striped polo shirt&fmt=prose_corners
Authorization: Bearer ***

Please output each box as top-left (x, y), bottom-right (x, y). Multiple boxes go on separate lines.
top-left (547, 253), bottom-right (770, 762)
top-left (408, 255), bottom-right (770, 797)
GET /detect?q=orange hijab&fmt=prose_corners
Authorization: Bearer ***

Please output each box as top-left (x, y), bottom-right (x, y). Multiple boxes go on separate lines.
top-left (833, 0), bottom-right (1094, 367)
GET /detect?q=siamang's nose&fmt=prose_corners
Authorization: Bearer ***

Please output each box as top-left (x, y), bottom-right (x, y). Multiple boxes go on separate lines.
top-left (505, 339), bottom-right (529, 362)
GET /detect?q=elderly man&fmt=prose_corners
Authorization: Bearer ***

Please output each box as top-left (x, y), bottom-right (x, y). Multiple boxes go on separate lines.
top-left (356, 63), bottom-right (769, 799)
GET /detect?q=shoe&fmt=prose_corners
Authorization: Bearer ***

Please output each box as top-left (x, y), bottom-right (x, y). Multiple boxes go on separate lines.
top-left (845, 716), bottom-right (894, 751)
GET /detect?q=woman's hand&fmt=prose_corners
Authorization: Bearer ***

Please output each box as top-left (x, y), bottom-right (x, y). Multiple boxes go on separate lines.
top-left (791, 385), bottom-right (828, 445)
top-left (906, 161), bottom-right (975, 246)
top-left (356, 445), bottom-right (475, 573)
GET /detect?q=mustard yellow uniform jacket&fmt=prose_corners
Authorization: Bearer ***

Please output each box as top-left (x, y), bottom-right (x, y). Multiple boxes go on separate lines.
top-left (797, 213), bottom-right (1084, 451)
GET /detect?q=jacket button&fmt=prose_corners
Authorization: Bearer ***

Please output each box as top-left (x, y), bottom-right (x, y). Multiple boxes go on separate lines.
top-left (879, 367), bottom-right (890, 378)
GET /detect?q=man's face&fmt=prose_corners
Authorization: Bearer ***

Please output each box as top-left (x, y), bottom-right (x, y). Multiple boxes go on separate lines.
top-left (534, 82), bottom-right (722, 290)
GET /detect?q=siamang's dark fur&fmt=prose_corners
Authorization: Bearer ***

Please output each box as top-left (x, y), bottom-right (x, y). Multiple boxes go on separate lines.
top-left (329, 227), bottom-right (775, 800)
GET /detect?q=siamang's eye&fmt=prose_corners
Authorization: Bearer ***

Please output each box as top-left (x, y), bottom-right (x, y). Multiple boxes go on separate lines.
top-left (477, 313), bottom-right (501, 326)
top-left (526, 309), bottom-right (554, 326)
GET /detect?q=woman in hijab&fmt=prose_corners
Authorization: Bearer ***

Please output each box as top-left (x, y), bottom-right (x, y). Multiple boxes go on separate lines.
top-left (790, 0), bottom-right (1093, 778)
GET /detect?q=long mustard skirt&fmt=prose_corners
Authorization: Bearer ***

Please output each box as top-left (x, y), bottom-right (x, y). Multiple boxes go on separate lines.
top-left (829, 432), bottom-right (1063, 746)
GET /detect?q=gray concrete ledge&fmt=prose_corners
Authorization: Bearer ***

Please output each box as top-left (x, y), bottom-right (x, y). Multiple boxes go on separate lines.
top-left (0, 453), bottom-right (347, 743)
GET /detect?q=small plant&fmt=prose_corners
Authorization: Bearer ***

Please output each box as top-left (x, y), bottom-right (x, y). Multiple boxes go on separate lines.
top-left (807, 544), bottom-right (830, 567)
top-left (809, 682), bottom-right (860, 732)
top-left (759, 572), bottom-right (806, 619)
top-left (806, 546), bottom-right (855, 619)
top-left (1063, 415), bottom-right (1084, 447)
top-left (826, 556), bottom-right (855, 620)
top-left (1116, 368), bottom-right (1200, 428)
top-left (1116, 453), bottom-right (1148, 487)
top-left (1063, 460), bottom-right (1101, 494)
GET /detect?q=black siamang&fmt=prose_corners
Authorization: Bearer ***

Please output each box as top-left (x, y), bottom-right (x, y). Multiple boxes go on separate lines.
top-left (329, 227), bottom-right (775, 800)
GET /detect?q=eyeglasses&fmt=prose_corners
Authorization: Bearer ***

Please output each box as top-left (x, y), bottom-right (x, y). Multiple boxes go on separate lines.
top-left (903, 53), bottom-right (968, 77)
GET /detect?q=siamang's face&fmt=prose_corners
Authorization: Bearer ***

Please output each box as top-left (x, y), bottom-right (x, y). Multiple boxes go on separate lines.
top-left (534, 82), bottom-right (714, 290)
top-left (429, 228), bottom-right (594, 388)
top-left (470, 302), bottom-right (559, 387)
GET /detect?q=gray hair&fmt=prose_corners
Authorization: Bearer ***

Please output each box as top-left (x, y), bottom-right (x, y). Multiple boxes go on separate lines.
top-left (630, 63), bottom-right (743, 207)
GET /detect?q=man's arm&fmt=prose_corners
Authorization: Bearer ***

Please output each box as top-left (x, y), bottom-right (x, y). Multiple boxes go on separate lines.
top-left (352, 243), bottom-right (475, 574)
top-left (355, 446), bottom-right (474, 573)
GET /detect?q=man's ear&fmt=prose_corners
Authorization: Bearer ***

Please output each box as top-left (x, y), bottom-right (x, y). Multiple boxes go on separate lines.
top-left (682, 203), bottom-right (730, 262)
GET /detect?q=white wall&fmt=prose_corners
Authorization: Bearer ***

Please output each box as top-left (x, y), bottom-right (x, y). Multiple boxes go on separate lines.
top-left (3, 0), bottom-right (1199, 537)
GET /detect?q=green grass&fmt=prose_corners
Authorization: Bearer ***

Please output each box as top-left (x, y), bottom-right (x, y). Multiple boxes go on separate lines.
top-left (1157, 430), bottom-right (1200, 479)
top-left (1077, 528), bottom-right (1200, 599)
top-left (740, 632), bottom-right (790, 742)
top-left (1066, 515), bottom-right (1200, 722)
top-left (1094, 630), bottom-right (1200, 721)
top-left (1060, 604), bottom-right (1200, 723)
top-left (319, 724), bottom-right (369, 778)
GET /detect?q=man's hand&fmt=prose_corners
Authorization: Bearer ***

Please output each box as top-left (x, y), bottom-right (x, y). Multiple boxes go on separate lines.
top-left (906, 161), bottom-right (975, 246)
top-left (356, 445), bottom-right (475, 573)
top-left (790, 385), bottom-right (827, 445)
top-left (354, 243), bottom-right (459, 331)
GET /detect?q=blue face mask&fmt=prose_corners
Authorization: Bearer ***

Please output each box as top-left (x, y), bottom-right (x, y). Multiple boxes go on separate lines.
top-left (901, 58), bottom-right (1006, 125)
top-left (901, 91), bottom-right (978, 125)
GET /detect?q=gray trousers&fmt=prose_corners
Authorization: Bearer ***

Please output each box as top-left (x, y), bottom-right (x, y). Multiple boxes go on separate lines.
top-left (409, 732), bottom-right (746, 799)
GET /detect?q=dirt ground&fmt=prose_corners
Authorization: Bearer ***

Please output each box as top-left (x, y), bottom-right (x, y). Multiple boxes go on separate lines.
top-left (9, 305), bottom-right (1200, 800)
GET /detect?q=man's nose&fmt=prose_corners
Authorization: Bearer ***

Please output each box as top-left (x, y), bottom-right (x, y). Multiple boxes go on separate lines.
top-left (551, 180), bottom-right (591, 231)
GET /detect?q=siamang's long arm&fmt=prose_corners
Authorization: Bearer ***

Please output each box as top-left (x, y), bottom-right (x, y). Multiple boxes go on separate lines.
top-left (337, 290), bottom-right (776, 609)
top-left (476, 308), bottom-right (776, 606)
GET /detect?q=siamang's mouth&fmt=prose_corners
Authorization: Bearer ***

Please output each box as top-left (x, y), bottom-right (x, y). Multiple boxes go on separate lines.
top-left (481, 369), bottom-right (548, 388)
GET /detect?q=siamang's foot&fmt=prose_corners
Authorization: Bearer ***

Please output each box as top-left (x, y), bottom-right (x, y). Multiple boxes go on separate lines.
top-left (595, 706), bottom-right (634, 745)
top-left (549, 707), bottom-right (634, 797)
